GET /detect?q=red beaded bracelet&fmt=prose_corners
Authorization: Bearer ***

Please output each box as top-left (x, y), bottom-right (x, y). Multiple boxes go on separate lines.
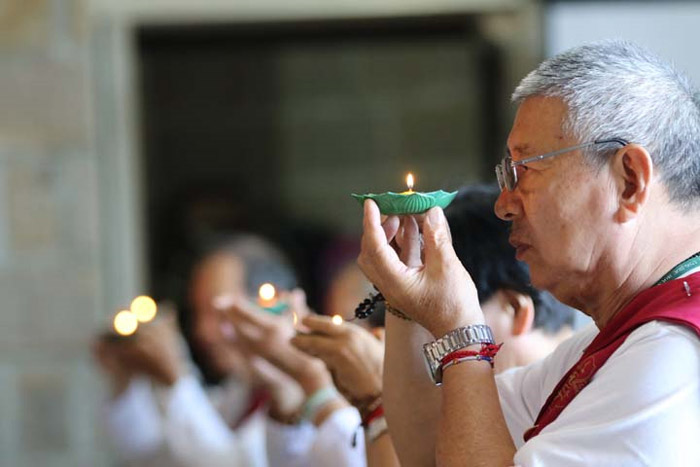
top-left (440, 343), bottom-right (503, 369)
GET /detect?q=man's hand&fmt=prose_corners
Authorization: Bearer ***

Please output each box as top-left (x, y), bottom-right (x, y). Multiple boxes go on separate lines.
top-left (92, 337), bottom-right (135, 397)
top-left (357, 200), bottom-right (483, 337)
top-left (221, 294), bottom-right (333, 397)
top-left (246, 355), bottom-right (306, 423)
top-left (291, 315), bottom-right (383, 405)
top-left (95, 312), bottom-right (186, 388)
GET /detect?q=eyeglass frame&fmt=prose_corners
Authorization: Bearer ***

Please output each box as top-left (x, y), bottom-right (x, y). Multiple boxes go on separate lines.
top-left (495, 138), bottom-right (629, 191)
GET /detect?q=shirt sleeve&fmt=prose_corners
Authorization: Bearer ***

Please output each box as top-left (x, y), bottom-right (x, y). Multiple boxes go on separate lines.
top-left (103, 377), bottom-right (165, 460)
top-left (512, 322), bottom-right (700, 467)
top-left (159, 375), bottom-right (243, 465)
top-left (308, 406), bottom-right (366, 467)
top-left (496, 324), bottom-right (598, 449)
top-left (265, 418), bottom-right (316, 467)
top-left (266, 407), bottom-right (366, 467)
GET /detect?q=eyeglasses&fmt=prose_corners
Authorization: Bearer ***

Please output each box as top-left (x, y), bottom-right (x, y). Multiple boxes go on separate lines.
top-left (495, 138), bottom-right (629, 191)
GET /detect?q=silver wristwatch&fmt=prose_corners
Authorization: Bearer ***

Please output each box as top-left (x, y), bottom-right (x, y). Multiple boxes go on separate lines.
top-left (423, 324), bottom-right (494, 385)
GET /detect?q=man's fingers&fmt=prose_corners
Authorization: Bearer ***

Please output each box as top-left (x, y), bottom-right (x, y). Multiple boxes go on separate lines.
top-left (291, 334), bottom-right (339, 363)
top-left (233, 321), bottom-right (266, 346)
top-left (397, 215), bottom-right (422, 267)
top-left (300, 314), bottom-right (346, 336)
top-left (359, 200), bottom-right (406, 287)
top-left (382, 215), bottom-right (400, 243)
top-left (423, 207), bottom-right (458, 269)
top-left (221, 298), bottom-right (276, 331)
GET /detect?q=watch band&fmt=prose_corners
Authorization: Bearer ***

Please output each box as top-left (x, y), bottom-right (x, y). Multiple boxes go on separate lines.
top-left (422, 324), bottom-right (494, 385)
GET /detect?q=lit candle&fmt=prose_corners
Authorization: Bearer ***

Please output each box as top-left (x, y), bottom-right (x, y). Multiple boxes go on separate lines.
top-left (331, 314), bottom-right (344, 326)
top-left (130, 295), bottom-right (158, 323)
top-left (257, 283), bottom-right (288, 315)
top-left (258, 283), bottom-right (277, 308)
top-left (400, 173), bottom-right (415, 195)
top-left (113, 310), bottom-right (139, 336)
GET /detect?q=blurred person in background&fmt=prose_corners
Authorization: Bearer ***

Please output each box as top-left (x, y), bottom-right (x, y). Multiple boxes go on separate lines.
top-left (93, 234), bottom-right (299, 467)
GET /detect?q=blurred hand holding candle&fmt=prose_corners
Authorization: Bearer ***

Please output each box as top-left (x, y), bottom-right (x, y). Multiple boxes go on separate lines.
top-left (131, 295), bottom-right (158, 323)
top-left (110, 295), bottom-right (159, 337)
top-left (113, 310), bottom-right (138, 337)
top-left (351, 172), bottom-right (457, 215)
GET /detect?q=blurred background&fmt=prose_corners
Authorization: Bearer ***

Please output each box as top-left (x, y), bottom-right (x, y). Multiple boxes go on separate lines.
top-left (1, 0), bottom-right (700, 465)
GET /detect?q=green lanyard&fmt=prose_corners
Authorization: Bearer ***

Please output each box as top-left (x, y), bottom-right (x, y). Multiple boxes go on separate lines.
top-left (654, 252), bottom-right (700, 286)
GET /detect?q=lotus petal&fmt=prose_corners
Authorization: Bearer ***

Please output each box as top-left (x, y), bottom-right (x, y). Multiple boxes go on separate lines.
top-left (351, 190), bottom-right (457, 215)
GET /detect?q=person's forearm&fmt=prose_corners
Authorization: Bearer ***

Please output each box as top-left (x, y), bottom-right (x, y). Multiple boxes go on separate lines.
top-left (383, 313), bottom-right (442, 467)
top-left (366, 432), bottom-right (401, 467)
top-left (437, 362), bottom-right (515, 466)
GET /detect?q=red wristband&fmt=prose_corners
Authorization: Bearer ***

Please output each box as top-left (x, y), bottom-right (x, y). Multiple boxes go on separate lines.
top-left (362, 404), bottom-right (385, 428)
top-left (440, 343), bottom-right (503, 368)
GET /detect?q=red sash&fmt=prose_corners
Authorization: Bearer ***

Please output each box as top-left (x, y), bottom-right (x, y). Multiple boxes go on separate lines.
top-left (523, 272), bottom-right (700, 442)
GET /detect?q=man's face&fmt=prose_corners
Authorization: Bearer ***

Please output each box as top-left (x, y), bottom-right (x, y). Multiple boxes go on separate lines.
top-left (495, 96), bottom-right (615, 300)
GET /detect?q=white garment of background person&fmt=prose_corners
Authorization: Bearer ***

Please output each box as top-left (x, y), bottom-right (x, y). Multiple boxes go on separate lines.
top-left (104, 374), bottom-right (267, 467)
top-left (266, 405), bottom-right (366, 467)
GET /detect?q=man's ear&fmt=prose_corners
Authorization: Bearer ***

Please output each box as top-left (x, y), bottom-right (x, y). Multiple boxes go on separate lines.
top-left (502, 289), bottom-right (535, 337)
top-left (612, 144), bottom-right (654, 222)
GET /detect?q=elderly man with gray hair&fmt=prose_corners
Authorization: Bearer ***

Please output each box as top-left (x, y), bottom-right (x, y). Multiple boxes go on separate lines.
top-left (358, 40), bottom-right (700, 466)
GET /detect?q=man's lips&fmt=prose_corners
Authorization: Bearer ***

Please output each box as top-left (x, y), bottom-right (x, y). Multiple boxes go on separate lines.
top-left (509, 237), bottom-right (531, 259)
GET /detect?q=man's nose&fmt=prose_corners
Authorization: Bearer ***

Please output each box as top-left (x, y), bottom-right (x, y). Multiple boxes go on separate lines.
top-left (494, 189), bottom-right (519, 221)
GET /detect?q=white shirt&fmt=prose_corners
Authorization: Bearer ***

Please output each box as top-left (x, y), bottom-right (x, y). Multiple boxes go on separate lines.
top-left (105, 375), bottom-right (267, 467)
top-left (497, 321), bottom-right (700, 466)
top-left (265, 406), bottom-right (367, 467)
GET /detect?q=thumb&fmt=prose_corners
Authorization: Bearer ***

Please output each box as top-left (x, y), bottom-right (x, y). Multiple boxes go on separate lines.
top-left (423, 207), bottom-right (456, 269)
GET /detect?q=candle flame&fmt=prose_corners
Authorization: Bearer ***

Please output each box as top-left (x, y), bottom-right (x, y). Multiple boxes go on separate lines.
top-left (130, 295), bottom-right (157, 323)
top-left (258, 283), bottom-right (276, 301)
top-left (292, 311), bottom-right (299, 327)
top-left (113, 310), bottom-right (138, 336)
top-left (331, 314), bottom-right (344, 326)
top-left (406, 173), bottom-right (414, 192)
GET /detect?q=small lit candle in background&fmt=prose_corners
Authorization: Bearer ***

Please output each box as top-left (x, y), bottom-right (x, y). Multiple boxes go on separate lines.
top-left (257, 282), bottom-right (288, 314)
top-left (401, 173), bottom-right (415, 195)
top-left (258, 283), bottom-right (277, 308)
top-left (113, 310), bottom-right (139, 336)
top-left (292, 310), bottom-right (299, 327)
top-left (331, 314), bottom-right (344, 326)
top-left (130, 295), bottom-right (158, 323)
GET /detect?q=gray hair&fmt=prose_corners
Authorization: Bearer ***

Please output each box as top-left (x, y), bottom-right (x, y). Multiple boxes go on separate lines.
top-left (513, 40), bottom-right (700, 209)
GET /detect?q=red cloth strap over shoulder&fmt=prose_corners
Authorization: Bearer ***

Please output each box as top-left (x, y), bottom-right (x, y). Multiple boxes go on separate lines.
top-left (523, 272), bottom-right (700, 442)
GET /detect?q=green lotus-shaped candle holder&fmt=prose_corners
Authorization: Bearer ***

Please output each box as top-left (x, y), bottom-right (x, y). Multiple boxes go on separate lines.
top-left (351, 190), bottom-right (458, 215)
top-left (262, 302), bottom-right (289, 315)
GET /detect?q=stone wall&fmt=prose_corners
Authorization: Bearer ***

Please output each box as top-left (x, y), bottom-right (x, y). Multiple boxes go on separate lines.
top-left (0, 0), bottom-right (108, 465)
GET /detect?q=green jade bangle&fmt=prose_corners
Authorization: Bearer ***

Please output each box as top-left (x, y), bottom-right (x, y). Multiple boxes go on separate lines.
top-left (351, 190), bottom-right (457, 215)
